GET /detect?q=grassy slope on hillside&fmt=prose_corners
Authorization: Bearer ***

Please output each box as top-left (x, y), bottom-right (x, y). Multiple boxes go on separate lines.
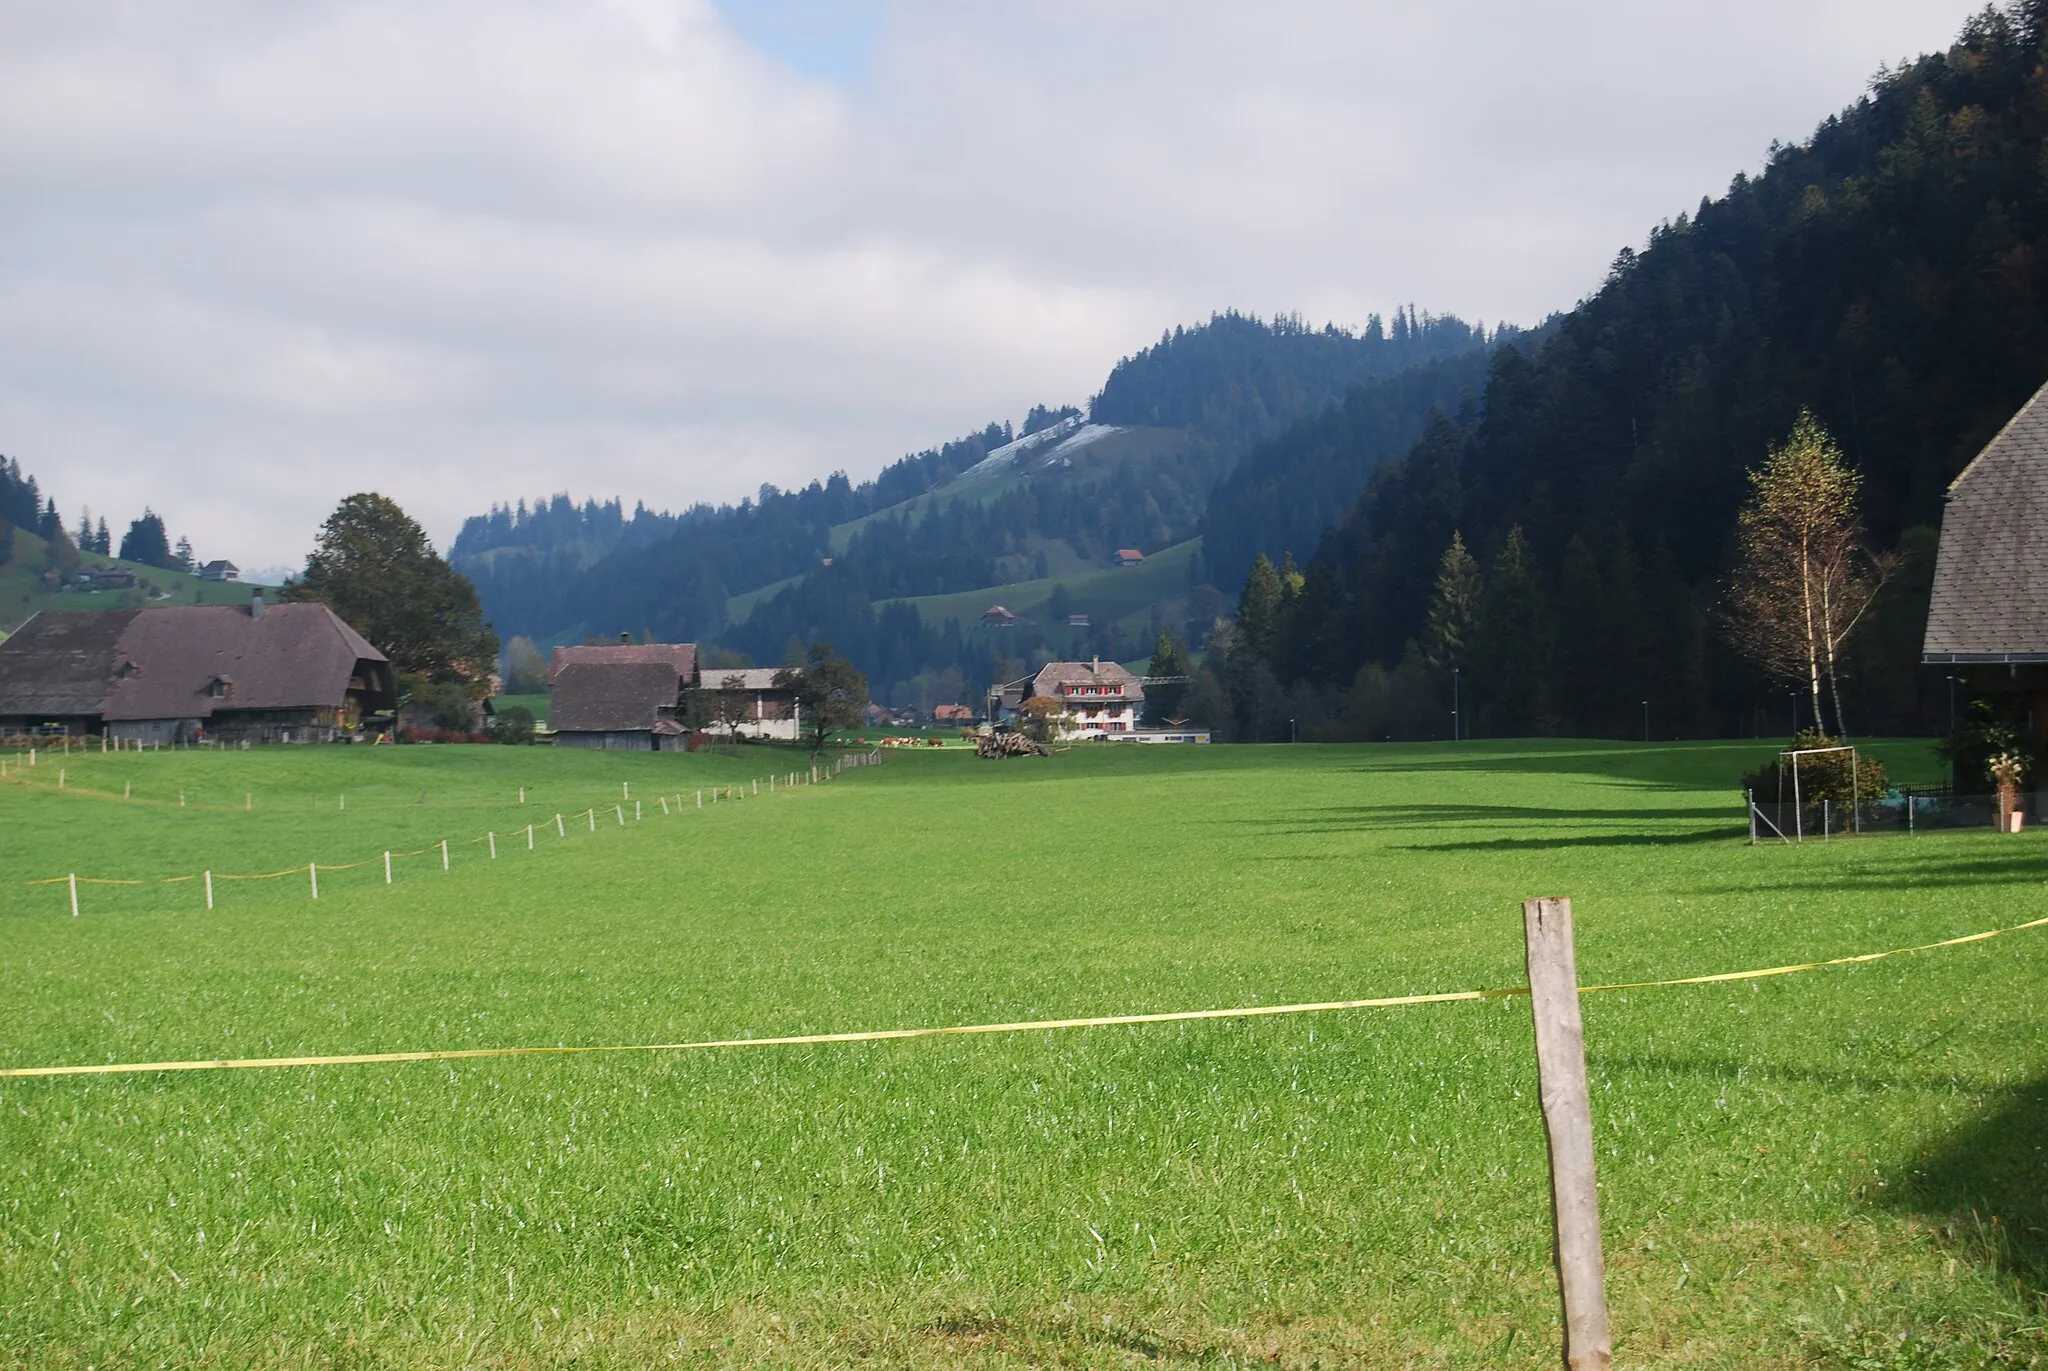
top-left (889, 536), bottom-right (1201, 633)
top-left (1, 738), bottom-right (2041, 1368)
top-left (1, 529), bottom-right (278, 635)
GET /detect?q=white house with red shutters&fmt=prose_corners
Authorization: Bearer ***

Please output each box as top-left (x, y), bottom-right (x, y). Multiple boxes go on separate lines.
top-left (1027, 658), bottom-right (1144, 738)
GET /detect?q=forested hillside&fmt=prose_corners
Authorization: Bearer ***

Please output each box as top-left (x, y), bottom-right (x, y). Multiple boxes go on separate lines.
top-left (1199, 345), bottom-right (1507, 591)
top-left (1212, 6), bottom-right (2048, 742)
top-left (455, 312), bottom-right (1493, 683)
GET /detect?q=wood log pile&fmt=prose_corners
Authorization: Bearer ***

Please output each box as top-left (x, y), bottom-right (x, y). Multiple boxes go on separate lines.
top-left (976, 731), bottom-right (1052, 758)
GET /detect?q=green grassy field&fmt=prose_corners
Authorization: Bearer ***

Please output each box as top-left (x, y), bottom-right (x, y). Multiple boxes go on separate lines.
top-left (1, 738), bottom-right (2042, 1368)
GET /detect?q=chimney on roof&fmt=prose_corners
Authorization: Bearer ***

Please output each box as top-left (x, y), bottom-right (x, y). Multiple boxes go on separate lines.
top-left (250, 590), bottom-right (264, 620)
top-left (1091, 654), bottom-right (1100, 674)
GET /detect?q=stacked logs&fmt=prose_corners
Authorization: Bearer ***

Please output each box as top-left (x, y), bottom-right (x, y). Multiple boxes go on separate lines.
top-left (976, 731), bottom-right (1051, 758)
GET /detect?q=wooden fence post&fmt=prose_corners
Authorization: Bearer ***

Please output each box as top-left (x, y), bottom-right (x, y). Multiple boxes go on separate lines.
top-left (1522, 897), bottom-right (1613, 1370)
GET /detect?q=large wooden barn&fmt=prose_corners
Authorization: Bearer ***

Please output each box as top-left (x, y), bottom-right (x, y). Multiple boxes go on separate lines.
top-left (0, 593), bottom-right (394, 743)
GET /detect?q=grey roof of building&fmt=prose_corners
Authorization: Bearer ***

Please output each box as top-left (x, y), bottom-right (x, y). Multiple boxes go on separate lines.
top-left (548, 643), bottom-right (697, 686)
top-left (550, 661), bottom-right (680, 733)
top-left (0, 610), bottom-right (142, 718)
top-left (699, 667), bottom-right (793, 692)
top-left (0, 603), bottom-right (389, 721)
top-left (1029, 659), bottom-right (1146, 705)
top-left (1926, 378), bottom-right (2048, 662)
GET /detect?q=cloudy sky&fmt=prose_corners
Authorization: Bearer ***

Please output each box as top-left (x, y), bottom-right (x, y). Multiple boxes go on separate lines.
top-left (1, 0), bottom-right (1984, 570)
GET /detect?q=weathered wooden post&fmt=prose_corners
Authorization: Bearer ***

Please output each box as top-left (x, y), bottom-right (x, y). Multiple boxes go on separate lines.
top-left (1522, 897), bottom-right (1613, 1370)
top-left (441, 839), bottom-right (449, 870)
top-left (309, 862), bottom-right (318, 900)
top-left (204, 870), bottom-right (213, 909)
top-left (68, 873), bottom-right (79, 917)
top-left (384, 851), bottom-right (392, 884)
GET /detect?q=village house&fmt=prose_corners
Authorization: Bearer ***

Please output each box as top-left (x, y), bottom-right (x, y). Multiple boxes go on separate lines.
top-left (547, 641), bottom-right (699, 750)
top-left (197, 560), bottom-right (240, 583)
top-left (1925, 375), bottom-right (2048, 784)
top-left (1113, 548), bottom-right (1145, 566)
top-left (981, 604), bottom-right (1017, 628)
top-left (0, 593), bottom-right (394, 742)
top-left (932, 702), bottom-right (977, 725)
top-left (1026, 657), bottom-right (1145, 738)
top-left (697, 668), bottom-right (801, 742)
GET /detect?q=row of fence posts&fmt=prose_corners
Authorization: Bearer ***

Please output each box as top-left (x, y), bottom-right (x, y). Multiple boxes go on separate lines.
top-left (51, 749), bottom-right (887, 916)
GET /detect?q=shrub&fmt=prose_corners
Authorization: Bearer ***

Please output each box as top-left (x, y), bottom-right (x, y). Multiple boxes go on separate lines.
top-left (485, 706), bottom-right (536, 745)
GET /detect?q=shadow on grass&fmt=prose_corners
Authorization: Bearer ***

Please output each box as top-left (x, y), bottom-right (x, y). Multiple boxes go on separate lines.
top-left (1390, 827), bottom-right (1740, 852)
top-left (1239, 801), bottom-right (1729, 829)
top-left (1881, 1071), bottom-right (2048, 1293)
top-left (1692, 853), bottom-right (2048, 895)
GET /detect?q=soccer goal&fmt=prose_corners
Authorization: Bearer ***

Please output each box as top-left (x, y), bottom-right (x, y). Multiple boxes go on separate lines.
top-left (1748, 744), bottom-right (1861, 843)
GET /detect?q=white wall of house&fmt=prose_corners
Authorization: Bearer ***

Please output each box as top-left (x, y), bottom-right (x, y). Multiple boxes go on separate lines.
top-left (1057, 701), bottom-right (1138, 738)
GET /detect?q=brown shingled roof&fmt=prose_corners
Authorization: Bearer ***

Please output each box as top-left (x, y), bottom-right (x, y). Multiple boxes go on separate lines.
top-left (100, 602), bottom-right (388, 720)
top-left (1925, 377), bottom-right (2048, 662)
top-left (0, 610), bottom-right (141, 718)
top-left (0, 602), bottom-right (390, 722)
top-left (548, 642), bottom-right (697, 686)
top-left (550, 661), bottom-right (681, 733)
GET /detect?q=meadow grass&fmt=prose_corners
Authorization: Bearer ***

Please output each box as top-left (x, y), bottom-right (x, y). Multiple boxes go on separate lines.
top-left (0, 737), bottom-right (2042, 1368)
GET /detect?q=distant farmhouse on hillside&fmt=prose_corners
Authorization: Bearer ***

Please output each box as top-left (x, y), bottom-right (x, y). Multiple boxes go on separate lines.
top-left (1925, 375), bottom-right (2048, 759)
top-left (1113, 548), bottom-right (1145, 566)
top-left (197, 560), bottom-right (240, 583)
top-left (0, 593), bottom-right (393, 743)
top-left (548, 641), bottom-right (699, 750)
top-left (981, 604), bottom-right (1016, 628)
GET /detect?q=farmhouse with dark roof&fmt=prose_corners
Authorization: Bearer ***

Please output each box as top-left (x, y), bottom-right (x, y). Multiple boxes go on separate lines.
top-left (547, 640), bottom-right (700, 750)
top-left (0, 593), bottom-right (393, 742)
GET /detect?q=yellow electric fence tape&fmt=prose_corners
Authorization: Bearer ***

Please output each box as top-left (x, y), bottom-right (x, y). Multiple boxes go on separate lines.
top-left (3, 914), bottom-right (2042, 1081)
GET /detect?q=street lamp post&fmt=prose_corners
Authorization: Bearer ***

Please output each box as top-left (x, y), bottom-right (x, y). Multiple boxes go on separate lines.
top-left (1642, 700), bottom-right (1649, 744)
top-left (1289, 717), bottom-right (1298, 744)
top-left (1452, 668), bottom-right (1461, 742)
top-left (1946, 674), bottom-right (1957, 734)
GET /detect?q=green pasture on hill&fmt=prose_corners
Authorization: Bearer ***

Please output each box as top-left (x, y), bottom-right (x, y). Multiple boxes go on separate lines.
top-left (1, 528), bottom-right (276, 635)
top-left (1, 738), bottom-right (2043, 1368)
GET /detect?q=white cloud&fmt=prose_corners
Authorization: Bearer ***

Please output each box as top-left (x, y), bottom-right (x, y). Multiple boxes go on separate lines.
top-left (0, 0), bottom-right (1985, 568)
